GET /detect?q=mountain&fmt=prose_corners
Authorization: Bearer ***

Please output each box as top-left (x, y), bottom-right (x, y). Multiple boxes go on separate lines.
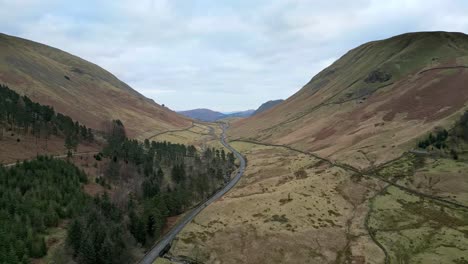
top-left (178, 109), bottom-right (254, 121)
top-left (178, 108), bottom-right (226, 122)
top-left (170, 31), bottom-right (468, 264)
top-left (179, 99), bottom-right (288, 122)
top-left (252, 99), bottom-right (284, 115)
top-left (0, 33), bottom-right (190, 138)
top-left (230, 31), bottom-right (468, 168)
top-left (224, 109), bottom-right (255, 118)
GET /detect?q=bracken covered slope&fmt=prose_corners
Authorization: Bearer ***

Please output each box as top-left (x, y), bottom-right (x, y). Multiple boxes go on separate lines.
top-left (229, 31), bottom-right (468, 168)
top-left (0, 33), bottom-right (190, 138)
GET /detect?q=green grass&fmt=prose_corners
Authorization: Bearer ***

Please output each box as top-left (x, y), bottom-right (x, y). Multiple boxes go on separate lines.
top-left (40, 225), bottom-right (72, 264)
top-left (421, 158), bottom-right (468, 174)
top-left (439, 68), bottom-right (459, 76)
top-left (377, 154), bottom-right (419, 180)
top-left (368, 186), bottom-right (468, 263)
top-left (323, 32), bottom-right (468, 104)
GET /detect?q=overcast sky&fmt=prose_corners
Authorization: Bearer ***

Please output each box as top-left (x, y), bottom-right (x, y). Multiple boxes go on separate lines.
top-left (1, 0), bottom-right (468, 111)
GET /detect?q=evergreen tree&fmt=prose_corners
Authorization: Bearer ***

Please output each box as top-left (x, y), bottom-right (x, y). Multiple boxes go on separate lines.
top-left (97, 237), bottom-right (113, 264)
top-left (78, 236), bottom-right (96, 264)
top-left (0, 84), bottom-right (94, 150)
top-left (30, 236), bottom-right (46, 258)
top-left (67, 220), bottom-right (83, 254)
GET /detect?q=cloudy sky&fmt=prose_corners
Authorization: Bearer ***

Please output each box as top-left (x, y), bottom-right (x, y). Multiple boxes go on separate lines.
top-left (1, 0), bottom-right (468, 111)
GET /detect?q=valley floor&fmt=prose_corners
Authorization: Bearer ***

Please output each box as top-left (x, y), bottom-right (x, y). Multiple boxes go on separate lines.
top-left (164, 139), bottom-right (468, 264)
top-left (169, 141), bottom-right (385, 263)
top-left (147, 122), bottom-right (227, 152)
top-left (5, 120), bottom-right (467, 264)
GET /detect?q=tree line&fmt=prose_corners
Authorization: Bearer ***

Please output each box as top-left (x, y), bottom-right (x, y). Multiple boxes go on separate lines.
top-left (0, 85), bottom-right (238, 263)
top-left (0, 124), bottom-right (237, 263)
top-left (68, 120), bottom-right (237, 256)
top-left (417, 110), bottom-right (468, 160)
top-left (0, 157), bottom-right (89, 263)
top-left (0, 84), bottom-right (94, 153)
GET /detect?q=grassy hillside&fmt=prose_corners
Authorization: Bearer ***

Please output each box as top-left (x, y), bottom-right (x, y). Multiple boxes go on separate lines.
top-left (252, 99), bottom-right (284, 115)
top-left (0, 33), bottom-right (190, 139)
top-left (229, 31), bottom-right (468, 168)
top-left (168, 31), bottom-right (468, 264)
top-left (170, 106), bottom-right (468, 264)
top-left (0, 84), bottom-right (100, 164)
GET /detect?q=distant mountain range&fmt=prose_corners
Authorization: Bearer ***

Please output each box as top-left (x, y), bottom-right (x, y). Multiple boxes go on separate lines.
top-left (177, 109), bottom-right (227, 122)
top-left (177, 109), bottom-right (254, 122)
top-left (178, 99), bottom-right (283, 122)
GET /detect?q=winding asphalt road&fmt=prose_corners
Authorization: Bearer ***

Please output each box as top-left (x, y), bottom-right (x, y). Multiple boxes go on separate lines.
top-left (138, 124), bottom-right (246, 264)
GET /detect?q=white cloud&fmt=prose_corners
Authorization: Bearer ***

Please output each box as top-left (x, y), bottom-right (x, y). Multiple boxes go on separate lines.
top-left (1, 0), bottom-right (468, 111)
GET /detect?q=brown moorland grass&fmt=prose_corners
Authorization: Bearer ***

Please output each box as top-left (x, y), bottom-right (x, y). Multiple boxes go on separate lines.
top-left (170, 141), bottom-right (386, 264)
top-left (0, 33), bottom-right (191, 139)
top-left (229, 32), bottom-right (468, 168)
top-left (0, 132), bottom-right (99, 164)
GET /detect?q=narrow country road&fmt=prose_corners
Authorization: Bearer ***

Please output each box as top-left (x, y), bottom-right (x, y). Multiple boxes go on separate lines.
top-left (138, 124), bottom-right (246, 264)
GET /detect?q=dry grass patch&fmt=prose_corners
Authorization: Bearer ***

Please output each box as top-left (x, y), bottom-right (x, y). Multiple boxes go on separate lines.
top-left (150, 123), bottom-right (227, 151)
top-left (0, 132), bottom-right (99, 164)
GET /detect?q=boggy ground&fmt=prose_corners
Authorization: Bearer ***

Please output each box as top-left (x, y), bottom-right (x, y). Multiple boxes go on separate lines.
top-left (368, 186), bottom-right (468, 264)
top-left (167, 139), bottom-right (468, 264)
top-left (367, 151), bottom-right (468, 263)
top-left (169, 141), bottom-right (386, 264)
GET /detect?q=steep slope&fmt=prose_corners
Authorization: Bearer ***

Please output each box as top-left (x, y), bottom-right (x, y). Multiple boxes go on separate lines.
top-left (230, 31), bottom-right (468, 168)
top-left (178, 108), bottom-right (226, 122)
top-left (0, 33), bottom-right (190, 138)
top-left (252, 99), bottom-right (284, 115)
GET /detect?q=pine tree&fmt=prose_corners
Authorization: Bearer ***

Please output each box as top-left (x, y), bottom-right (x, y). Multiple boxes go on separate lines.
top-left (21, 254), bottom-right (30, 264)
top-left (78, 236), bottom-right (96, 264)
top-left (7, 246), bottom-right (19, 264)
top-left (67, 220), bottom-right (83, 254)
top-left (146, 214), bottom-right (156, 237)
top-left (129, 211), bottom-right (146, 245)
top-left (221, 149), bottom-right (226, 161)
top-left (97, 237), bottom-right (113, 264)
top-left (30, 236), bottom-right (46, 258)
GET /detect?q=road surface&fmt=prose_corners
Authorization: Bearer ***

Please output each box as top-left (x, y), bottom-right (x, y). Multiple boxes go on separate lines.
top-left (138, 124), bottom-right (246, 264)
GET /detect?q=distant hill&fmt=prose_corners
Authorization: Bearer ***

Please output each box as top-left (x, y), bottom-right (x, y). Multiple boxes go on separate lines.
top-left (224, 109), bottom-right (255, 118)
top-left (0, 33), bottom-right (190, 138)
top-left (253, 99), bottom-right (284, 115)
top-left (178, 109), bottom-right (226, 122)
top-left (179, 99), bottom-right (284, 123)
top-left (178, 109), bottom-right (255, 122)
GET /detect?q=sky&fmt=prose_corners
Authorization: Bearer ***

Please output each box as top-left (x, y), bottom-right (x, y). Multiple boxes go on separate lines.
top-left (1, 0), bottom-right (468, 112)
